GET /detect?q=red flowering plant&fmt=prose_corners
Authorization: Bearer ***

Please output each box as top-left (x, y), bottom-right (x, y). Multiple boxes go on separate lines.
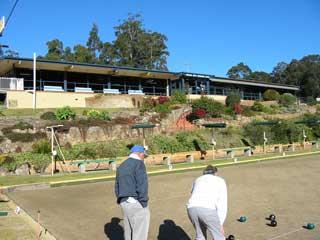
top-left (158, 96), bottom-right (170, 104)
top-left (233, 103), bottom-right (243, 115)
top-left (193, 108), bottom-right (206, 118)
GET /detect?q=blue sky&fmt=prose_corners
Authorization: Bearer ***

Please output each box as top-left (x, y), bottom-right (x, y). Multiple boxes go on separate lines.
top-left (0, 0), bottom-right (319, 76)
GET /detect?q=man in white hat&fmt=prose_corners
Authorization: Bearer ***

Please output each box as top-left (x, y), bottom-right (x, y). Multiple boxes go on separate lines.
top-left (187, 165), bottom-right (227, 240)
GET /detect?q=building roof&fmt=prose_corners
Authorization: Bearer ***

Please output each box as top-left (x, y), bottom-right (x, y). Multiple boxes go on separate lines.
top-left (0, 57), bottom-right (299, 91)
top-left (0, 57), bottom-right (178, 80)
top-left (181, 72), bottom-right (299, 91)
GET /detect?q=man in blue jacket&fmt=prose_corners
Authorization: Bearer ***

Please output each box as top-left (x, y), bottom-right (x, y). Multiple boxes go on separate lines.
top-left (115, 145), bottom-right (150, 240)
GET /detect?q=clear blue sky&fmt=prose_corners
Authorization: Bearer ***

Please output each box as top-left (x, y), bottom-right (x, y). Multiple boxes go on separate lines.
top-left (1, 0), bottom-right (319, 76)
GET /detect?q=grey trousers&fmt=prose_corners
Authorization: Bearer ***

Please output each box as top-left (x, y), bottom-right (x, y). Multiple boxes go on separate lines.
top-left (120, 201), bottom-right (150, 240)
top-left (187, 207), bottom-right (225, 240)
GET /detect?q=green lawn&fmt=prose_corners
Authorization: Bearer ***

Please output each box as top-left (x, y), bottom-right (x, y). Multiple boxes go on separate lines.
top-left (0, 201), bottom-right (37, 240)
top-left (1, 149), bottom-right (319, 188)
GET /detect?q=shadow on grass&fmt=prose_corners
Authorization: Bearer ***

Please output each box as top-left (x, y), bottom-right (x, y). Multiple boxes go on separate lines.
top-left (157, 219), bottom-right (191, 240)
top-left (104, 217), bottom-right (124, 240)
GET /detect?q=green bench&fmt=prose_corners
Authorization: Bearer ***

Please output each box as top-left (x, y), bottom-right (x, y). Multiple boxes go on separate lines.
top-left (223, 147), bottom-right (252, 158)
top-left (0, 211), bottom-right (8, 217)
top-left (69, 159), bottom-right (117, 173)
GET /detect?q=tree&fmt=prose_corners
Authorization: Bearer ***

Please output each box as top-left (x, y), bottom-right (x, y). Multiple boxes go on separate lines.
top-left (99, 42), bottom-right (116, 65)
top-left (73, 44), bottom-right (94, 63)
top-left (63, 47), bottom-right (74, 62)
top-left (0, 46), bottom-right (19, 58)
top-left (45, 39), bottom-right (64, 60)
top-left (111, 14), bottom-right (169, 70)
top-left (248, 71), bottom-right (271, 82)
top-left (271, 62), bottom-right (288, 84)
top-left (227, 62), bottom-right (252, 79)
top-left (277, 55), bottom-right (320, 98)
top-left (86, 23), bottom-right (102, 62)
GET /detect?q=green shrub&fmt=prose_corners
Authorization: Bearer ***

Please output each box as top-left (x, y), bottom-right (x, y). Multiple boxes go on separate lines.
top-left (4, 132), bottom-right (46, 143)
top-left (171, 90), bottom-right (187, 104)
top-left (192, 96), bottom-right (224, 118)
top-left (251, 101), bottom-right (265, 112)
top-left (224, 106), bottom-right (236, 117)
top-left (55, 106), bottom-right (76, 120)
top-left (263, 89), bottom-right (280, 101)
top-left (32, 140), bottom-right (51, 154)
top-left (244, 121), bottom-right (273, 145)
top-left (271, 121), bottom-right (308, 144)
top-left (279, 93), bottom-right (297, 107)
top-left (40, 111), bottom-right (56, 120)
top-left (242, 106), bottom-right (255, 117)
top-left (140, 97), bottom-right (156, 113)
top-left (306, 96), bottom-right (317, 106)
top-left (225, 92), bottom-right (241, 107)
top-left (154, 102), bottom-right (171, 117)
top-left (87, 110), bottom-right (111, 121)
top-left (0, 155), bottom-right (16, 171)
top-left (11, 152), bottom-right (51, 173)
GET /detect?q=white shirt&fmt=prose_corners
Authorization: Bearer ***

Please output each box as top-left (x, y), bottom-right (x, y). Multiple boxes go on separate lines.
top-left (187, 174), bottom-right (228, 224)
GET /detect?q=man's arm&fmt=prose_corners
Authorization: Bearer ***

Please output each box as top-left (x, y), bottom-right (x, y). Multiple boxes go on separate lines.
top-left (135, 162), bottom-right (149, 207)
top-left (216, 179), bottom-right (228, 224)
top-left (114, 172), bottom-right (120, 203)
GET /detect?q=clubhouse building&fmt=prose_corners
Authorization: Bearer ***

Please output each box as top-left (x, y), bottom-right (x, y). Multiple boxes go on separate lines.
top-left (0, 57), bottom-right (299, 108)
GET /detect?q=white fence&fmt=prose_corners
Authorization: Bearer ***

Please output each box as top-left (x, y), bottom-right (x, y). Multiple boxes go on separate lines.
top-left (0, 77), bottom-right (24, 91)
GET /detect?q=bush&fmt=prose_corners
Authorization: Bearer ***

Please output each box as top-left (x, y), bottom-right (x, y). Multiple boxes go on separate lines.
top-left (2, 122), bottom-right (46, 143)
top-left (244, 121), bottom-right (273, 145)
top-left (251, 101), bottom-right (265, 112)
top-left (193, 108), bottom-right (206, 118)
top-left (158, 96), bottom-right (170, 104)
top-left (224, 106), bottom-right (236, 117)
top-left (279, 93), bottom-right (297, 107)
top-left (241, 106), bottom-right (255, 117)
top-left (225, 92), bottom-right (241, 107)
top-left (140, 97), bottom-right (156, 113)
top-left (192, 96), bottom-right (224, 118)
top-left (171, 91), bottom-right (187, 104)
top-left (233, 104), bottom-right (243, 115)
top-left (40, 111), bottom-right (56, 120)
top-left (87, 110), bottom-right (111, 121)
top-left (263, 89), bottom-right (280, 101)
top-left (32, 140), bottom-right (51, 154)
top-left (154, 102), bottom-right (171, 118)
top-left (0, 155), bottom-right (16, 171)
top-left (306, 96), bottom-right (317, 106)
top-left (55, 106), bottom-right (76, 120)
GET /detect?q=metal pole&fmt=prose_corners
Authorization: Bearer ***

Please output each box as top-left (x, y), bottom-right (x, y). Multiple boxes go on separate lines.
top-left (212, 129), bottom-right (215, 161)
top-left (33, 52), bottom-right (36, 109)
top-left (51, 128), bottom-right (54, 176)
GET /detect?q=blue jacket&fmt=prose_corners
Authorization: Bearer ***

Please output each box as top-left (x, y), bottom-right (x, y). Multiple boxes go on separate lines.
top-left (115, 157), bottom-right (149, 207)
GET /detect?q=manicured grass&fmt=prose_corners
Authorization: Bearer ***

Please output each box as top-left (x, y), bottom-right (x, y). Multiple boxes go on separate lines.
top-left (1, 149), bottom-right (319, 188)
top-left (0, 201), bottom-right (37, 240)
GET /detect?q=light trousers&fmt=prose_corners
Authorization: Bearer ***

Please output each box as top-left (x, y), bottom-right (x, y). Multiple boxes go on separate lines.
top-left (120, 201), bottom-right (150, 240)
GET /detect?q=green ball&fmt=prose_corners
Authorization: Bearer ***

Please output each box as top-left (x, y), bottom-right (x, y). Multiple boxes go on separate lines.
top-left (239, 216), bottom-right (247, 222)
top-left (307, 223), bottom-right (315, 230)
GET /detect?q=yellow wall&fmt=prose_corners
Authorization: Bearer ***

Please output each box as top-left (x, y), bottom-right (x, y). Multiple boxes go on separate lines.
top-left (6, 91), bottom-right (95, 108)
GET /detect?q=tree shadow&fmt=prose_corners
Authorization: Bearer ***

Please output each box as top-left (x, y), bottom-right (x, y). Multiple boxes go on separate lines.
top-left (104, 217), bottom-right (124, 240)
top-left (157, 219), bottom-right (191, 240)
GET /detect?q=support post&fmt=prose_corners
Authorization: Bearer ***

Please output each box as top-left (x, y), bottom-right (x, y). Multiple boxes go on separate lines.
top-left (33, 53), bottom-right (36, 109)
top-left (166, 79), bottom-right (170, 96)
top-left (51, 128), bottom-right (54, 176)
